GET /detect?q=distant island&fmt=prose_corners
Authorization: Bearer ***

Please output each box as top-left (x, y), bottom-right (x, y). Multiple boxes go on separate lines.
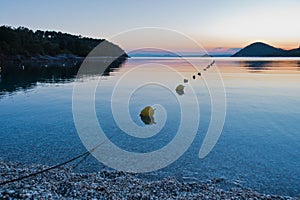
top-left (128, 49), bottom-right (210, 57)
top-left (0, 26), bottom-right (128, 61)
top-left (232, 42), bottom-right (300, 57)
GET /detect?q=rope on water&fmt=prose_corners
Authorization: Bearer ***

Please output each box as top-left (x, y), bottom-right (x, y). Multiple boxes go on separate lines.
top-left (0, 143), bottom-right (102, 186)
top-left (0, 60), bottom-right (217, 186)
top-left (72, 150), bottom-right (92, 170)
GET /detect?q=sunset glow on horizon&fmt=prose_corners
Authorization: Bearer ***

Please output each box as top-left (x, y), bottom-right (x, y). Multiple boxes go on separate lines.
top-left (1, 0), bottom-right (299, 54)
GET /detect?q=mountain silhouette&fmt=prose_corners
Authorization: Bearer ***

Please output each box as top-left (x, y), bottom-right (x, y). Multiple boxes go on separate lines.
top-left (232, 42), bottom-right (300, 57)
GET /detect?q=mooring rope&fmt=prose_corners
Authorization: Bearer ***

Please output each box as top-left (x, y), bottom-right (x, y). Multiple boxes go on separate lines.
top-left (71, 149), bottom-right (92, 170)
top-left (0, 143), bottom-right (102, 186)
top-left (0, 59), bottom-right (216, 186)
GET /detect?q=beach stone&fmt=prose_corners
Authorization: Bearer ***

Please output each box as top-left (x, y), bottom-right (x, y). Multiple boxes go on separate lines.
top-left (0, 161), bottom-right (297, 199)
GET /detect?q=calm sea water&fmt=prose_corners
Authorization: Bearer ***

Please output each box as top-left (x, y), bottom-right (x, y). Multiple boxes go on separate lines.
top-left (0, 57), bottom-right (300, 196)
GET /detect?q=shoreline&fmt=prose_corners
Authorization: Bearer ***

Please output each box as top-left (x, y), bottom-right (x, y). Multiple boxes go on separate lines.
top-left (0, 53), bottom-right (129, 63)
top-left (0, 161), bottom-right (297, 199)
top-left (0, 54), bottom-right (83, 63)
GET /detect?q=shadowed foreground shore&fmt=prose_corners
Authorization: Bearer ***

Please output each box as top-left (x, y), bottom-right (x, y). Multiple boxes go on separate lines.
top-left (0, 161), bottom-right (298, 199)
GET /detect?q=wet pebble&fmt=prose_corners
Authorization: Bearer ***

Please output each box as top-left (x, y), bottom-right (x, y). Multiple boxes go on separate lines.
top-left (0, 160), bottom-right (297, 200)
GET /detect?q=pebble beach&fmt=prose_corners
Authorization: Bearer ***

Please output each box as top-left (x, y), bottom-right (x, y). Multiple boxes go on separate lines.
top-left (0, 161), bottom-right (298, 199)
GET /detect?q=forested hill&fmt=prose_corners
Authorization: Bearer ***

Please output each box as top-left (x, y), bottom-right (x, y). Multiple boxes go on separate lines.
top-left (232, 42), bottom-right (300, 57)
top-left (0, 26), bottom-right (128, 59)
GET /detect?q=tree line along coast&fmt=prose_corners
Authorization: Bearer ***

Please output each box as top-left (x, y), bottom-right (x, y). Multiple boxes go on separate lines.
top-left (0, 26), bottom-right (128, 62)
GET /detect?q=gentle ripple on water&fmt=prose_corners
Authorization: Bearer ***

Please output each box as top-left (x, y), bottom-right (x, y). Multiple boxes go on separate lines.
top-left (0, 57), bottom-right (300, 196)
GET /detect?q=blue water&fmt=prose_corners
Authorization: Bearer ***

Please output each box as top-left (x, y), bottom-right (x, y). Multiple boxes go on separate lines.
top-left (0, 58), bottom-right (299, 196)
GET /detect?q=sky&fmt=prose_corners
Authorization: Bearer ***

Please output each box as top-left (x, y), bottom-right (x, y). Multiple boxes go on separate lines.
top-left (1, 0), bottom-right (300, 54)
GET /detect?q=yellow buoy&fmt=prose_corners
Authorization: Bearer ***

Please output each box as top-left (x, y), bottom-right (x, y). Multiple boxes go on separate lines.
top-left (140, 116), bottom-right (156, 125)
top-left (140, 106), bottom-right (155, 117)
top-left (175, 84), bottom-right (184, 95)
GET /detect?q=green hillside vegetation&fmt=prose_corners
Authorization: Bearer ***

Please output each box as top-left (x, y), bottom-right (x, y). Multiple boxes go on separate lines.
top-left (0, 26), bottom-right (127, 58)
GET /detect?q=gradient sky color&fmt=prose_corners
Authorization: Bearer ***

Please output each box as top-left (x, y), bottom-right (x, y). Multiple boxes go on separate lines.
top-left (0, 0), bottom-right (299, 53)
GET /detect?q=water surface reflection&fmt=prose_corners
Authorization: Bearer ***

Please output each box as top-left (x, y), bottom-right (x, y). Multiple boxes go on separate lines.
top-left (0, 58), bottom-right (126, 96)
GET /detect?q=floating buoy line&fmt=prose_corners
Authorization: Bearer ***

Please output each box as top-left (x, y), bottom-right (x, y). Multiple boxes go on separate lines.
top-left (140, 59), bottom-right (216, 125)
top-left (0, 60), bottom-right (216, 184)
top-left (187, 59), bottom-right (214, 82)
top-left (177, 59), bottom-right (215, 94)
